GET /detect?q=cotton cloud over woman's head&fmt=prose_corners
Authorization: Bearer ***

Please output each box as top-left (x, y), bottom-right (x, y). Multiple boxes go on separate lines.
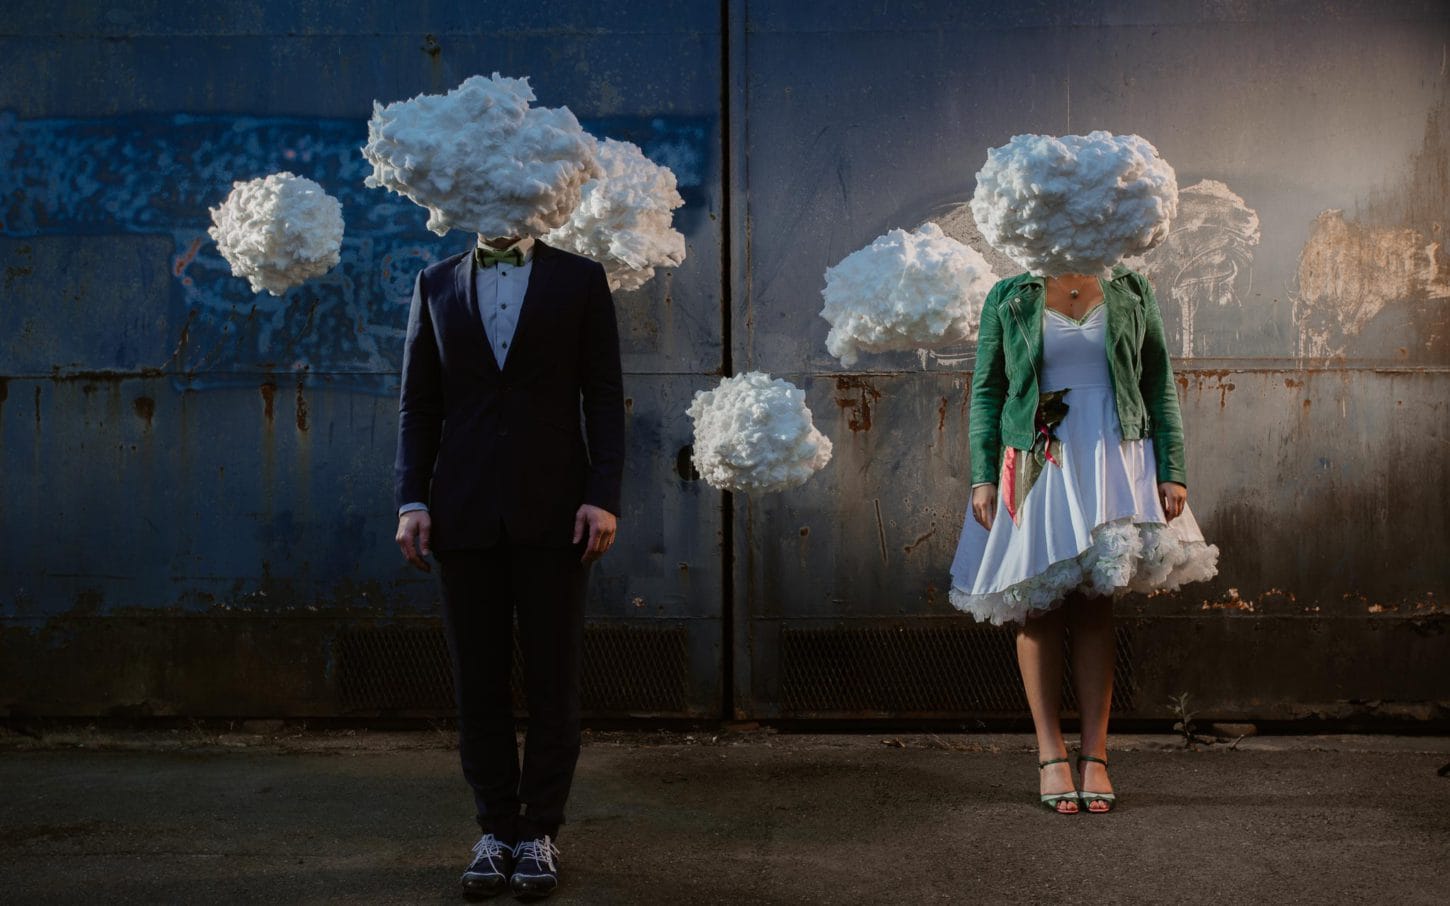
top-left (970, 131), bottom-right (1178, 278)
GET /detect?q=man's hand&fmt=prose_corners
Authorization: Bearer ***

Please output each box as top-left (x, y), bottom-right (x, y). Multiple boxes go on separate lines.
top-left (972, 484), bottom-right (997, 531)
top-left (1159, 482), bottom-right (1187, 522)
top-left (573, 504), bottom-right (618, 564)
top-left (396, 510), bottom-right (432, 572)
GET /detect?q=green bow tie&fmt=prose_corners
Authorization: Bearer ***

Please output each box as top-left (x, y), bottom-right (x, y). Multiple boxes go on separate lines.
top-left (475, 245), bottom-right (525, 268)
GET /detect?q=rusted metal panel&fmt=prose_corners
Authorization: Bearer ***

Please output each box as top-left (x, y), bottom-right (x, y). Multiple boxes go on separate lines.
top-left (0, 2), bottom-right (725, 717)
top-left (3, 1), bottom-right (1448, 723)
top-left (730, 1), bottom-right (1450, 720)
top-left (0, 372), bottom-right (724, 717)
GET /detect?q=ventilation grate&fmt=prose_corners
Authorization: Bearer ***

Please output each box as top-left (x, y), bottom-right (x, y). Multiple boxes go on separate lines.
top-left (778, 623), bottom-right (1136, 715)
top-left (335, 623), bottom-right (690, 715)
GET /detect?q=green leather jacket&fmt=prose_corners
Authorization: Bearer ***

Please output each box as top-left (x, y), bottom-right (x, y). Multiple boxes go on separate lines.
top-left (968, 266), bottom-right (1188, 487)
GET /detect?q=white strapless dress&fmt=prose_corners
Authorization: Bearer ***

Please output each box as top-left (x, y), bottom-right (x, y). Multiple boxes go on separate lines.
top-left (949, 303), bottom-right (1219, 626)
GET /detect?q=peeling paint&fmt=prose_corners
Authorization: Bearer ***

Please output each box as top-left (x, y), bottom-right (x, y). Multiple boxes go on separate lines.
top-left (1292, 209), bottom-right (1450, 357)
top-left (1127, 179), bottom-right (1261, 358)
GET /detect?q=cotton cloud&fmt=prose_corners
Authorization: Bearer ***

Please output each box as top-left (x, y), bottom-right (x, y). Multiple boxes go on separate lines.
top-left (207, 171), bottom-right (344, 296)
top-left (820, 223), bottom-right (999, 366)
top-left (361, 73), bottom-right (601, 238)
top-left (687, 372), bottom-right (834, 494)
top-left (545, 137), bottom-right (687, 292)
top-left (970, 131), bottom-right (1178, 277)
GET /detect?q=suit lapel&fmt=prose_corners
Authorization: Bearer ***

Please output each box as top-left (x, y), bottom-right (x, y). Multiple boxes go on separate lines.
top-left (454, 249), bottom-right (501, 374)
top-left (503, 240), bottom-right (557, 375)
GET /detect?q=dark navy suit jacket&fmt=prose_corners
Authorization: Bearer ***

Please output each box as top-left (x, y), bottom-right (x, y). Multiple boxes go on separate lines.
top-left (394, 241), bottom-right (625, 551)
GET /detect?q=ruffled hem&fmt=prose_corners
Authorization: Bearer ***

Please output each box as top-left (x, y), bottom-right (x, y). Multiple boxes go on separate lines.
top-left (948, 516), bottom-right (1220, 626)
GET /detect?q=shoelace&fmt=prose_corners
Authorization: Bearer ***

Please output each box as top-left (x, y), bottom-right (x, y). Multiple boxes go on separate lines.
top-left (471, 834), bottom-right (509, 862)
top-left (514, 835), bottom-right (560, 872)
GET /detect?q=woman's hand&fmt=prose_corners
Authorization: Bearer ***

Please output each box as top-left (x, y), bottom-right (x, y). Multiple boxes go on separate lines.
top-left (972, 484), bottom-right (998, 531)
top-left (1158, 482), bottom-right (1187, 522)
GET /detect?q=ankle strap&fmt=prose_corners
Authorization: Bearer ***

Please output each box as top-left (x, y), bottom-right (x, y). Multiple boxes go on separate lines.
top-left (1038, 756), bottom-right (1070, 768)
top-left (1077, 754), bottom-right (1109, 766)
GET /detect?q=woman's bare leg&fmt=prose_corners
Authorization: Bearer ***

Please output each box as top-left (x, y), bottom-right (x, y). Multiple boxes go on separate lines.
top-left (1066, 594), bottom-right (1116, 810)
top-left (1016, 605), bottom-right (1075, 812)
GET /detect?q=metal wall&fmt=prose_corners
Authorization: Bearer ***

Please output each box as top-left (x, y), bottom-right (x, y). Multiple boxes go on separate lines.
top-left (0, 1), bottom-right (727, 718)
top-left (2, 1), bottom-right (1447, 723)
top-left (727, 0), bottom-right (1450, 722)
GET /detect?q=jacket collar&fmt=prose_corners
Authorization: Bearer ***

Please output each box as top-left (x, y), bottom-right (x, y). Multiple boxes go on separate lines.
top-left (997, 265), bottom-right (1143, 355)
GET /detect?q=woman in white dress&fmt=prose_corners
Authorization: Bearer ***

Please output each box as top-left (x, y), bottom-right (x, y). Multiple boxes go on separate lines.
top-left (949, 266), bottom-right (1218, 814)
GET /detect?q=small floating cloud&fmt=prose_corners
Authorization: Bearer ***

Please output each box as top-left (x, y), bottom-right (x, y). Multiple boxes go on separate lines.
top-left (820, 223), bottom-right (999, 366)
top-left (546, 137), bottom-right (687, 292)
top-left (208, 171), bottom-right (344, 296)
top-left (687, 372), bottom-right (834, 494)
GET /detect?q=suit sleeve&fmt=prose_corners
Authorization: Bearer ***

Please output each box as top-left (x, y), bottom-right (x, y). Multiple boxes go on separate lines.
top-left (394, 270), bottom-right (444, 510)
top-left (968, 282), bottom-right (1008, 486)
top-left (579, 261), bottom-right (626, 516)
top-left (1136, 273), bottom-right (1188, 487)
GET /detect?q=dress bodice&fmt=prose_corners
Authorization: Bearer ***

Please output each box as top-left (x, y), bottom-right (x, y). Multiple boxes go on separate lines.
top-left (1040, 304), bottom-right (1110, 392)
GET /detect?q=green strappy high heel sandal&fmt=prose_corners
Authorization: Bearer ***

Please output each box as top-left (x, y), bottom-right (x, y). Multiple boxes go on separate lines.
top-left (1077, 754), bottom-right (1117, 813)
top-left (1038, 757), bottom-right (1081, 815)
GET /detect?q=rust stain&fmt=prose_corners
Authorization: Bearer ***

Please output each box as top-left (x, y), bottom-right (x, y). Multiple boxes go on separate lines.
top-left (132, 396), bottom-right (155, 427)
top-left (1185, 370), bottom-right (1235, 409)
top-left (903, 525), bottom-right (936, 555)
top-left (1283, 377), bottom-right (1305, 389)
top-left (1301, 398), bottom-right (1312, 414)
top-left (172, 236), bottom-right (203, 277)
top-left (1200, 587), bottom-right (1255, 612)
top-left (259, 381), bottom-right (277, 424)
top-left (33, 386), bottom-right (40, 430)
top-left (799, 526), bottom-right (809, 537)
top-left (937, 396), bottom-right (948, 432)
top-left (294, 376), bottom-right (309, 433)
top-left (834, 376), bottom-right (882, 432)
top-left (624, 397), bottom-right (633, 414)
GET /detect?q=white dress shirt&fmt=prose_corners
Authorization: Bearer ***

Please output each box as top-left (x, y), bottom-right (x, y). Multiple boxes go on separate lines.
top-left (399, 236), bottom-right (534, 517)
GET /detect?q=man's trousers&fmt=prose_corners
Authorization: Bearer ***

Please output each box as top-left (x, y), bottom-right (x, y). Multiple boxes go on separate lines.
top-left (437, 526), bottom-right (589, 842)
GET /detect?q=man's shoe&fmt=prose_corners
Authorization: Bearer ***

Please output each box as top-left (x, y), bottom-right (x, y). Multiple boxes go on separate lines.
top-left (460, 833), bottom-right (513, 899)
top-left (509, 834), bottom-right (561, 900)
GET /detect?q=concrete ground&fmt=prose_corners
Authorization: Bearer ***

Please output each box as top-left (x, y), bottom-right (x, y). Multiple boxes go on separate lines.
top-left (1, 726), bottom-right (1447, 904)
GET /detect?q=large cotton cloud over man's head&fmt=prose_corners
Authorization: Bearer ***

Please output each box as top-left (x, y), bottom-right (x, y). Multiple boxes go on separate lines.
top-left (208, 172), bottom-right (345, 296)
top-left (820, 223), bottom-right (999, 366)
top-left (362, 73), bottom-right (601, 238)
top-left (687, 372), bottom-right (834, 494)
top-left (970, 131), bottom-right (1178, 277)
top-left (546, 137), bottom-right (687, 292)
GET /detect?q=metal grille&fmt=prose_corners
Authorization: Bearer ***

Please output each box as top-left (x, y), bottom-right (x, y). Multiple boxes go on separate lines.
top-left (335, 623), bottom-right (690, 715)
top-left (336, 625), bottom-right (455, 712)
top-left (778, 623), bottom-right (1136, 716)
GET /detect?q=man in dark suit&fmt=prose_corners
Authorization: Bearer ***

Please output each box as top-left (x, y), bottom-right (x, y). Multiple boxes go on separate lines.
top-left (394, 233), bottom-right (624, 899)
